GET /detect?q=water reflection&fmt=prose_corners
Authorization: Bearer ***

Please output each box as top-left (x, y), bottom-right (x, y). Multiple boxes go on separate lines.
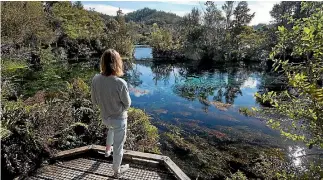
top-left (289, 146), bottom-right (306, 168)
top-left (124, 62), bottom-right (143, 87)
top-left (126, 60), bottom-right (262, 109)
top-left (151, 63), bottom-right (174, 86)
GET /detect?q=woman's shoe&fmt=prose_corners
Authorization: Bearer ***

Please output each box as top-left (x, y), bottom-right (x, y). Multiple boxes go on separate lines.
top-left (113, 164), bottom-right (129, 178)
top-left (105, 148), bottom-right (113, 157)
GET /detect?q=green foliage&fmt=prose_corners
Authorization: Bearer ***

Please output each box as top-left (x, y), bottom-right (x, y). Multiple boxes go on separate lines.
top-left (52, 2), bottom-right (105, 40)
top-left (255, 8), bottom-right (323, 179)
top-left (235, 26), bottom-right (267, 60)
top-left (114, 11), bottom-right (134, 57)
top-left (232, 1), bottom-right (255, 29)
top-left (124, 7), bottom-right (182, 54)
top-left (98, 10), bottom-right (134, 57)
top-left (270, 2), bottom-right (323, 28)
top-left (259, 2), bottom-right (323, 148)
top-left (67, 78), bottom-right (90, 99)
top-left (0, 127), bottom-right (12, 140)
top-left (222, 1), bottom-right (235, 29)
top-left (127, 108), bottom-right (160, 154)
top-left (39, 46), bottom-right (60, 64)
top-left (174, 1), bottom-right (261, 62)
top-left (1, 99), bottom-right (51, 178)
top-left (1, 77), bottom-right (161, 178)
top-left (226, 170), bottom-right (247, 180)
top-left (1, 60), bottom-right (28, 74)
top-left (149, 23), bottom-right (178, 51)
top-left (1, 1), bottom-right (54, 45)
top-left (25, 65), bottom-right (65, 95)
top-left (125, 8), bottom-right (157, 23)
top-left (1, 1), bottom-right (134, 61)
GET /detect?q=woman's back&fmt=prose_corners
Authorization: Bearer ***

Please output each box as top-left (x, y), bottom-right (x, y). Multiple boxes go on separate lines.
top-left (91, 74), bottom-right (131, 120)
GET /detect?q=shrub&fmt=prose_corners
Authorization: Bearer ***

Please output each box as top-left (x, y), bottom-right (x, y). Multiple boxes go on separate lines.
top-left (1, 78), bottom-right (160, 178)
top-left (127, 108), bottom-right (160, 154)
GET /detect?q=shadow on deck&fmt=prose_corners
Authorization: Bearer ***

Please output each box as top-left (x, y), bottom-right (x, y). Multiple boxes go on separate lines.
top-left (28, 145), bottom-right (190, 180)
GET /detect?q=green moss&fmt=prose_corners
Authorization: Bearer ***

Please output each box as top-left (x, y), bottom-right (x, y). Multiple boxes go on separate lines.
top-left (239, 107), bottom-right (256, 117)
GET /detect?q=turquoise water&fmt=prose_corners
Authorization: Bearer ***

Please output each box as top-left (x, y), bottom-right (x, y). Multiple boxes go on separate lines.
top-left (130, 47), bottom-right (323, 169)
top-left (129, 46), bottom-right (277, 136)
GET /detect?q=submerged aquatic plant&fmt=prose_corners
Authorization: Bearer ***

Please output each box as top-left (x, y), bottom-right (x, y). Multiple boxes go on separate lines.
top-left (158, 120), bottom-right (289, 179)
top-left (239, 107), bottom-right (256, 117)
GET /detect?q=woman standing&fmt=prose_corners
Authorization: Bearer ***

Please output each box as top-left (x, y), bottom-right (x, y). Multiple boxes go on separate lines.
top-left (91, 49), bottom-right (131, 177)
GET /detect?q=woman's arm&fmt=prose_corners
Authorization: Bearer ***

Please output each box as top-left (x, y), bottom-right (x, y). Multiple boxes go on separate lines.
top-left (119, 83), bottom-right (131, 110)
top-left (91, 80), bottom-right (98, 105)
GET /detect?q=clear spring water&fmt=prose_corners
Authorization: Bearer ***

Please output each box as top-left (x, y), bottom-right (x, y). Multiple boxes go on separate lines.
top-left (131, 46), bottom-right (276, 135)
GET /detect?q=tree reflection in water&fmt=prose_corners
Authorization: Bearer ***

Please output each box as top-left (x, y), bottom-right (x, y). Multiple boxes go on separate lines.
top-left (150, 62), bottom-right (174, 86)
top-left (124, 60), bottom-right (143, 87)
top-left (172, 62), bottom-right (257, 111)
top-left (126, 60), bottom-right (263, 111)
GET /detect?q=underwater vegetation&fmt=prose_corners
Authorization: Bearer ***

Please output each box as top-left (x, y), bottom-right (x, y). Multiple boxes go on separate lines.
top-left (239, 107), bottom-right (256, 117)
top-left (156, 121), bottom-right (289, 179)
top-left (198, 97), bottom-right (232, 111)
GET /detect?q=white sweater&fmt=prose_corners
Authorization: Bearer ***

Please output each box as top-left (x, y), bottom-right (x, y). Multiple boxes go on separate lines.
top-left (91, 74), bottom-right (131, 120)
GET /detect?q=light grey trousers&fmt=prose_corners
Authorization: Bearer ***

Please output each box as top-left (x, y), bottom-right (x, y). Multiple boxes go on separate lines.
top-left (103, 118), bottom-right (127, 172)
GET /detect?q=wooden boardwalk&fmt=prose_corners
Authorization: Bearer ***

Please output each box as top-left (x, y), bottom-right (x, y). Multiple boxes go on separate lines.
top-left (28, 145), bottom-right (190, 180)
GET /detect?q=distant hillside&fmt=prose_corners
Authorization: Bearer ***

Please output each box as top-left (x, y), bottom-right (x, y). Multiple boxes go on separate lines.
top-left (253, 23), bottom-right (275, 30)
top-left (253, 23), bottom-right (267, 30)
top-left (125, 7), bottom-right (182, 26)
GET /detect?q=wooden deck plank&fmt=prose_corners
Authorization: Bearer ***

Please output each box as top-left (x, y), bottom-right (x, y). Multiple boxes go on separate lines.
top-left (54, 145), bottom-right (93, 159)
top-left (163, 157), bottom-right (191, 180)
top-left (91, 145), bottom-right (165, 162)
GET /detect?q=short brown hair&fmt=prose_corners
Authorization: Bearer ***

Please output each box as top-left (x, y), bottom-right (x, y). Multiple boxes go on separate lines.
top-left (100, 49), bottom-right (124, 77)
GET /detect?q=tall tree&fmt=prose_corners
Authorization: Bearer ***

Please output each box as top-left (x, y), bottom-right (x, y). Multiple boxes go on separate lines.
top-left (222, 1), bottom-right (235, 29)
top-left (203, 1), bottom-right (225, 54)
top-left (229, 1), bottom-right (255, 57)
top-left (116, 8), bottom-right (127, 34)
top-left (270, 1), bottom-right (323, 28)
top-left (113, 8), bottom-right (134, 56)
top-left (188, 8), bottom-right (201, 26)
top-left (270, 2), bottom-right (300, 28)
top-left (232, 1), bottom-right (255, 29)
top-left (204, 1), bottom-right (225, 28)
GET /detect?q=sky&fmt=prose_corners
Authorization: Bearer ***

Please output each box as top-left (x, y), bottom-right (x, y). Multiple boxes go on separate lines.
top-left (82, 1), bottom-right (280, 25)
